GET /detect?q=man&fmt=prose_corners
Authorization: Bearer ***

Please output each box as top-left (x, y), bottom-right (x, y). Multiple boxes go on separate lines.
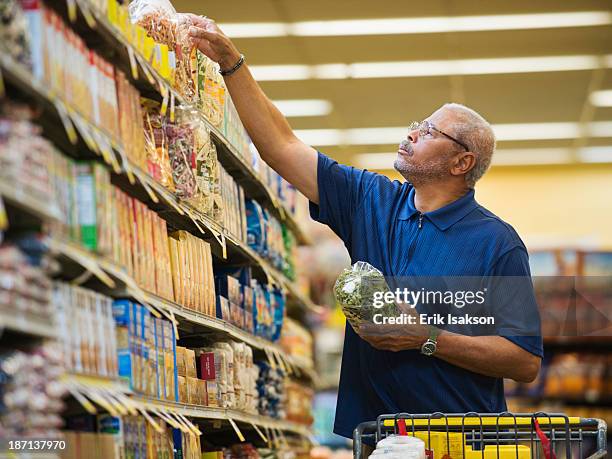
top-left (187, 17), bottom-right (543, 452)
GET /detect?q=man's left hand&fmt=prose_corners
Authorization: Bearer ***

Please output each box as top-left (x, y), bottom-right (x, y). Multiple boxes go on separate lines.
top-left (356, 306), bottom-right (430, 352)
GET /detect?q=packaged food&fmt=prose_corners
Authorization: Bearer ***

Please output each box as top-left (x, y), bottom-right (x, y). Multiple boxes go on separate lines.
top-left (334, 261), bottom-right (399, 331)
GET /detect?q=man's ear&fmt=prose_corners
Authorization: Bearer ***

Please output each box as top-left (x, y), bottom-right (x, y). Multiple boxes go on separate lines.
top-left (450, 152), bottom-right (476, 177)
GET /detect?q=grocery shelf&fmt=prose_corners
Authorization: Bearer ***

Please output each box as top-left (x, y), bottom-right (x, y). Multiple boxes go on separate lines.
top-left (0, 55), bottom-right (317, 317)
top-left (0, 179), bottom-right (62, 223)
top-left (62, 372), bottom-right (132, 394)
top-left (41, 0), bottom-right (311, 246)
top-left (133, 396), bottom-right (313, 440)
top-left (46, 238), bottom-right (316, 381)
top-left (0, 308), bottom-right (58, 340)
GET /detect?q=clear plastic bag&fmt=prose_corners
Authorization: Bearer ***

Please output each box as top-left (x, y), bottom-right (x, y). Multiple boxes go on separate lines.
top-left (129, 0), bottom-right (197, 100)
top-left (333, 261), bottom-right (398, 331)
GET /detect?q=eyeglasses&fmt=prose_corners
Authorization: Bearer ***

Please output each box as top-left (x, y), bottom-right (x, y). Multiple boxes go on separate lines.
top-left (409, 120), bottom-right (469, 152)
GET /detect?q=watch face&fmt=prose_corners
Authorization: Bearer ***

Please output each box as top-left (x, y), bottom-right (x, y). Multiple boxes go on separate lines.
top-left (422, 341), bottom-right (436, 356)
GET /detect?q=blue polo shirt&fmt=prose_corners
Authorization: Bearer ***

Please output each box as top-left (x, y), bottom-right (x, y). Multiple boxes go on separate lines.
top-left (309, 152), bottom-right (543, 439)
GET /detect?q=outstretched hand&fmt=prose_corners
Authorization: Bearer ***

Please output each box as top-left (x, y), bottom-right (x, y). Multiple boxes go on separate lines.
top-left (185, 14), bottom-right (241, 70)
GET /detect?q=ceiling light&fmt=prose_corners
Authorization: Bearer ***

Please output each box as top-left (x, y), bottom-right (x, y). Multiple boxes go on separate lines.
top-left (590, 90), bottom-right (612, 107)
top-left (220, 11), bottom-right (612, 38)
top-left (271, 99), bottom-right (332, 117)
top-left (250, 54), bottom-right (612, 81)
top-left (579, 146), bottom-right (612, 163)
top-left (294, 121), bottom-right (612, 147)
top-left (249, 65), bottom-right (311, 81)
top-left (293, 129), bottom-right (344, 146)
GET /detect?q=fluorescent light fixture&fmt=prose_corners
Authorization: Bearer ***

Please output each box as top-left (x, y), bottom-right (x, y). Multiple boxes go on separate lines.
top-left (579, 146), bottom-right (612, 163)
top-left (588, 121), bottom-right (612, 137)
top-left (589, 89), bottom-right (612, 106)
top-left (221, 11), bottom-right (612, 38)
top-left (293, 129), bottom-right (343, 146)
top-left (249, 65), bottom-right (311, 81)
top-left (355, 147), bottom-right (612, 169)
top-left (295, 122), bottom-right (611, 147)
top-left (271, 99), bottom-right (332, 117)
top-left (220, 23), bottom-right (289, 38)
top-left (250, 54), bottom-right (612, 81)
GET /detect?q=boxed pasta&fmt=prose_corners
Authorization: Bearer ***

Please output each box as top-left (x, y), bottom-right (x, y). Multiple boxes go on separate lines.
top-left (177, 375), bottom-right (187, 403)
top-left (184, 348), bottom-right (196, 378)
top-left (186, 376), bottom-right (199, 405)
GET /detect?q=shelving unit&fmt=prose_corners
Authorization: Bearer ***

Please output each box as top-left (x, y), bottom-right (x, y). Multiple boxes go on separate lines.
top-left (0, 0), bottom-right (317, 453)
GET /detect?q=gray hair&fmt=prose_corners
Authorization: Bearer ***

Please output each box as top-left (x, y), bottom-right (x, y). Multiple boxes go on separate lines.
top-left (442, 103), bottom-right (496, 188)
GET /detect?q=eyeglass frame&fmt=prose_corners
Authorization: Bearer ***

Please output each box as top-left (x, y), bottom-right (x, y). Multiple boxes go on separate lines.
top-left (409, 120), bottom-right (470, 152)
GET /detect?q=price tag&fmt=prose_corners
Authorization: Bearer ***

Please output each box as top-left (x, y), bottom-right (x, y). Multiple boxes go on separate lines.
top-left (0, 66), bottom-right (5, 98)
top-left (67, 386), bottom-right (97, 415)
top-left (137, 405), bottom-right (163, 433)
top-left (53, 99), bottom-right (78, 144)
top-left (228, 418), bottom-right (245, 442)
top-left (77, 0), bottom-right (96, 28)
top-left (160, 83), bottom-right (169, 116)
top-left (70, 113), bottom-right (99, 153)
top-left (137, 55), bottom-right (157, 85)
top-left (115, 147), bottom-right (136, 184)
top-left (0, 197), bottom-right (7, 232)
top-left (66, 0), bottom-right (77, 22)
top-left (83, 388), bottom-right (119, 416)
top-left (251, 423), bottom-right (268, 442)
top-left (169, 92), bottom-right (175, 122)
top-left (127, 46), bottom-right (139, 80)
top-left (264, 348), bottom-right (276, 369)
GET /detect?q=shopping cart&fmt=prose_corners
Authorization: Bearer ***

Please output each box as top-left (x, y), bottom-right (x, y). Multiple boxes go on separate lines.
top-left (353, 412), bottom-right (607, 459)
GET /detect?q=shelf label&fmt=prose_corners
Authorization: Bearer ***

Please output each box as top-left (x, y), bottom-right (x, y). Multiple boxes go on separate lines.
top-left (66, 0), bottom-right (77, 22)
top-left (0, 197), bottom-right (7, 232)
top-left (0, 66), bottom-right (5, 98)
top-left (67, 386), bottom-right (97, 415)
top-left (137, 406), bottom-right (163, 433)
top-left (77, 0), bottom-right (96, 28)
top-left (70, 114), bottom-right (99, 153)
top-left (53, 99), bottom-right (78, 145)
top-left (170, 92), bottom-right (175, 122)
top-left (251, 423), bottom-right (268, 443)
top-left (127, 47), bottom-right (140, 80)
top-left (160, 83), bottom-right (169, 116)
top-left (228, 418), bottom-right (245, 442)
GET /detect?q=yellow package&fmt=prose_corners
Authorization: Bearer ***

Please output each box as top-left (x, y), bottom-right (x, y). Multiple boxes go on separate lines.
top-left (196, 239), bottom-right (205, 314)
top-left (168, 236), bottom-right (182, 306)
top-left (465, 445), bottom-right (530, 459)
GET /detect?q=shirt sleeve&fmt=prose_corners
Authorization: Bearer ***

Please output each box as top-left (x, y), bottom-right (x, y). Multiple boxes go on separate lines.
top-left (309, 152), bottom-right (380, 248)
top-left (489, 247), bottom-right (544, 358)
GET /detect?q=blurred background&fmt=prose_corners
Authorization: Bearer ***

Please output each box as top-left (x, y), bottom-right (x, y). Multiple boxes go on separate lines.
top-left (173, 0), bottom-right (612, 454)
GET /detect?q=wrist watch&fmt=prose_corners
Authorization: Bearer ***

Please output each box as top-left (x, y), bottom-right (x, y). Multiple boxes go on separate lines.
top-left (420, 327), bottom-right (439, 356)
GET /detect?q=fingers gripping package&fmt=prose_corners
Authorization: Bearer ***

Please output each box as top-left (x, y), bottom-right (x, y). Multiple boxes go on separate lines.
top-left (128, 0), bottom-right (197, 100)
top-left (333, 261), bottom-right (399, 331)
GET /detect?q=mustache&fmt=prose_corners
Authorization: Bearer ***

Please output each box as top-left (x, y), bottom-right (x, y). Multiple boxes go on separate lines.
top-left (399, 140), bottom-right (413, 154)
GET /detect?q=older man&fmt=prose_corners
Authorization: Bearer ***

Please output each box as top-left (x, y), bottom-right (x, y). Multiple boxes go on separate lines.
top-left (188, 17), bottom-right (543, 450)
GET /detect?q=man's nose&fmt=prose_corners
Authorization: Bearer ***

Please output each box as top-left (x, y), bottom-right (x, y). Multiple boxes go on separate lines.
top-left (408, 129), bottom-right (419, 143)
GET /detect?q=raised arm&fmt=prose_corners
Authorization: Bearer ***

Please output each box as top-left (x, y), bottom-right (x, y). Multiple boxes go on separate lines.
top-left (187, 16), bottom-right (319, 203)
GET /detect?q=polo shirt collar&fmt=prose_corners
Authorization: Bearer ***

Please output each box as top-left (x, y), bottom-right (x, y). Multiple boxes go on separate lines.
top-left (398, 187), bottom-right (478, 231)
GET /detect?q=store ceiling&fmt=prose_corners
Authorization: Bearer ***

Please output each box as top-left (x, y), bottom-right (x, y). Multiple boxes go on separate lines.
top-left (175, 0), bottom-right (612, 170)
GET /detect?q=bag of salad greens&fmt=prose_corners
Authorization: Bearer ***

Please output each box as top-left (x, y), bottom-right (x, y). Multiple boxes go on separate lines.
top-left (333, 261), bottom-right (399, 331)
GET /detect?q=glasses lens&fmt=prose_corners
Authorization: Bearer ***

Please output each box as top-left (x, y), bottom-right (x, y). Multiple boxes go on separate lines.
top-left (408, 121), bottom-right (419, 131)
